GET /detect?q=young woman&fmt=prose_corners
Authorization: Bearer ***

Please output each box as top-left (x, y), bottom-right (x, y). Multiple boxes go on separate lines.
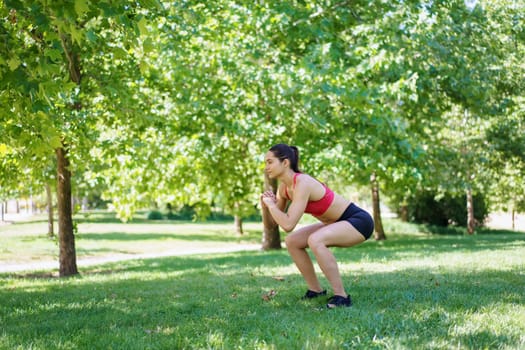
top-left (261, 143), bottom-right (374, 308)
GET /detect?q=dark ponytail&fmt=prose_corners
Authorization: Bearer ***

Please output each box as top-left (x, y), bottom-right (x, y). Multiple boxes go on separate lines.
top-left (269, 143), bottom-right (301, 173)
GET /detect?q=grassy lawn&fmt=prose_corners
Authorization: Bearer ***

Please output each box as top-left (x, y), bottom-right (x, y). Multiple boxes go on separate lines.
top-left (0, 212), bottom-right (261, 266)
top-left (1, 217), bottom-right (524, 349)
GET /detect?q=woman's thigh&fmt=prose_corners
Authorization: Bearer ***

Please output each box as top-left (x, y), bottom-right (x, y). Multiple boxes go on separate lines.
top-left (308, 221), bottom-right (365, 248)
top-left (285, 223), bottom-right (326, 249)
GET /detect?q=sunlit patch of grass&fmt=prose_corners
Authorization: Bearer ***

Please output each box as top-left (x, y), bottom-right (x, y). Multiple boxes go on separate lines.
top-left (1, 218), bottom-right (524, 349)
top-left (2, 230), bottom-right (525, 349)
top-left (0, 219), bottom-right (262, 266)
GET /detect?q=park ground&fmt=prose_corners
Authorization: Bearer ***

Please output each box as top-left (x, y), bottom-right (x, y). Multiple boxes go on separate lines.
top-left (1, 210), bottom-right (524, 273)
top-left (1, 213), bottom-right (524, 349)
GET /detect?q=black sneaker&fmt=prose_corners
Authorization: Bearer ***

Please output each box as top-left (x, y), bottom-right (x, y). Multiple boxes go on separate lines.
top-left (326, 295), bottom-right (352, 308)
top-left (301, 289), bottom-right (327, 300)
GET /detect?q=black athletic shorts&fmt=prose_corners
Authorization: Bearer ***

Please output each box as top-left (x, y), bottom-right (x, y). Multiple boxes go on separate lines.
top-left (337, 203), bottom-right (374, 240)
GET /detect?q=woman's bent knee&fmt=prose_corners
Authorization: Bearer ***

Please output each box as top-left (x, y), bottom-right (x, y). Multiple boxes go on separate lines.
top-left (285, 223), bottom-right (325, 249)
top-left (285, 234), bottom-right (297, 249)
top-left (307, 234), bottom-right (324, 252)
top-left (285, 233), bottom-right (307, 250)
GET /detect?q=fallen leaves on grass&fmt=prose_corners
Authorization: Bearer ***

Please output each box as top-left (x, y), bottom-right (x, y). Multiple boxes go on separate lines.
top-left (261, 289), bottom-right (277, 301)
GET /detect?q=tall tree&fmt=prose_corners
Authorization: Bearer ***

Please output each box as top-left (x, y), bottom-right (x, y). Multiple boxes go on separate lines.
top-left (0, 0), bottom-right (162, 276)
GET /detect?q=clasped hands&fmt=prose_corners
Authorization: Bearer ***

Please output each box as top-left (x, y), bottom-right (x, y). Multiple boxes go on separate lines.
top-left (261, 191), bottom-right (277, 208)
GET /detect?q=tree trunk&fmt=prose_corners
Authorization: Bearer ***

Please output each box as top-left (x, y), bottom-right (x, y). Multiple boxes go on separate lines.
top-left (53, 30), bottom-right (81, 276)
top-left (46, 183), bottom-right (54, 238)
top-left (512, 208), bottom-right (515, 231)
top-left (81, 197), bottom-right (88, 211)
top-left (234, 215), bottom-right (243, 235)
top-left (466, 186), bottom-right (475, 235)
top-left (1, 202), bottom-right (4, 222)
top-left (370, 172), bottom-right (386, 240)
top-left (261, 172), bottom-right (281, 250)
top-left (400, 203), bottom-right (408, 222)
top-left (56, 146), bottom-right (78, 277)
top-left (30, 194), bottom-right (34, 214)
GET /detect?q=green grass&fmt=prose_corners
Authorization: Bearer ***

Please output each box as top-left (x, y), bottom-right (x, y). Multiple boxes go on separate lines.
top-left (1, 218), bottom-right (524, 349)
top-left (0, 213), bottom-right (261, 265)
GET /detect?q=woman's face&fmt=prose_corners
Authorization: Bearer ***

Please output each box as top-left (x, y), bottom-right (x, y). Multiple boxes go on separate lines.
top-left (265, 151), bottom-right (285, 178)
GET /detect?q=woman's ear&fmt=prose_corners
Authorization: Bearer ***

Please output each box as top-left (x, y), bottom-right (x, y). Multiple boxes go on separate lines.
top-left (282, 158), bottom-right (290, 168)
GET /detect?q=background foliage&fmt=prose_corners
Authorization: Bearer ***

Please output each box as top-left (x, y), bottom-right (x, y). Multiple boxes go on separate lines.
top-left (1, 0), bottom-right (524, 223)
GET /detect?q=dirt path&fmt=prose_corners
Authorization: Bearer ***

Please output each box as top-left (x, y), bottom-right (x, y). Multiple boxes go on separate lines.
top-left (0, 243), bottom-right (262, 273)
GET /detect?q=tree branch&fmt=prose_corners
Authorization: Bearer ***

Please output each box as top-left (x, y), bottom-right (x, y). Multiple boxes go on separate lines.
top-left (58, 30), bottom-right (81, 84)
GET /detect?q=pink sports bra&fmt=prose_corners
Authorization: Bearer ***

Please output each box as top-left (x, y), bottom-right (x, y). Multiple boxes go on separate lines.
top-left (284, 173), bottom-right (335, 217)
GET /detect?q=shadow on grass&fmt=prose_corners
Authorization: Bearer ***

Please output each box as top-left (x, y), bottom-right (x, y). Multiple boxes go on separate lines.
top-left (74, 212), bottom-right (260, 225)
top-left (385, 218), bottom-right (524, 236)
top-left (420, 224), bottom-right (523, 236)
top-left (357, 232), bottom-right (525, 261)
top-left (1, 244), bottom-right (523, 350)
top-left (4, 232), bottom-right (524, 279)
top-left (75, 232), bottom-right (259, 243)
top-left (75, 216), bottom-right (196, 224)
top-left (75, 247), bottom-right (134, 255)
top-left (10, 213), bottom-right (241, 226)
top-left (75, 217), bottom-right (262, 225)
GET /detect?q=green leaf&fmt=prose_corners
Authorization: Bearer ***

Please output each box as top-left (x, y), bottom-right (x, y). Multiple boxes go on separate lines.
top-left (44, 49), bottom-right (62, 62)
top-left (85, 30), bottom-right (98, 43)
top-left (113, 47), bottom-right (128, 59)
top-left (8, 57), bottom-right (21, 71)
top-left (49, 135), bottom-right (63, 149)
top-left (0, 144), bottom-right (9, 156)
top-left (69, 24), bottom-right (84, 44)
top-left (139, 0), bottom-right (163, 10)
top-left (139, 60), bottom-right (149, 75)
top-left (143, 38), bottom-right (154, 53)
top-left (74, 0), bottom-right (89, 16)
top-left (137, 17), bottom-right (148, 36)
